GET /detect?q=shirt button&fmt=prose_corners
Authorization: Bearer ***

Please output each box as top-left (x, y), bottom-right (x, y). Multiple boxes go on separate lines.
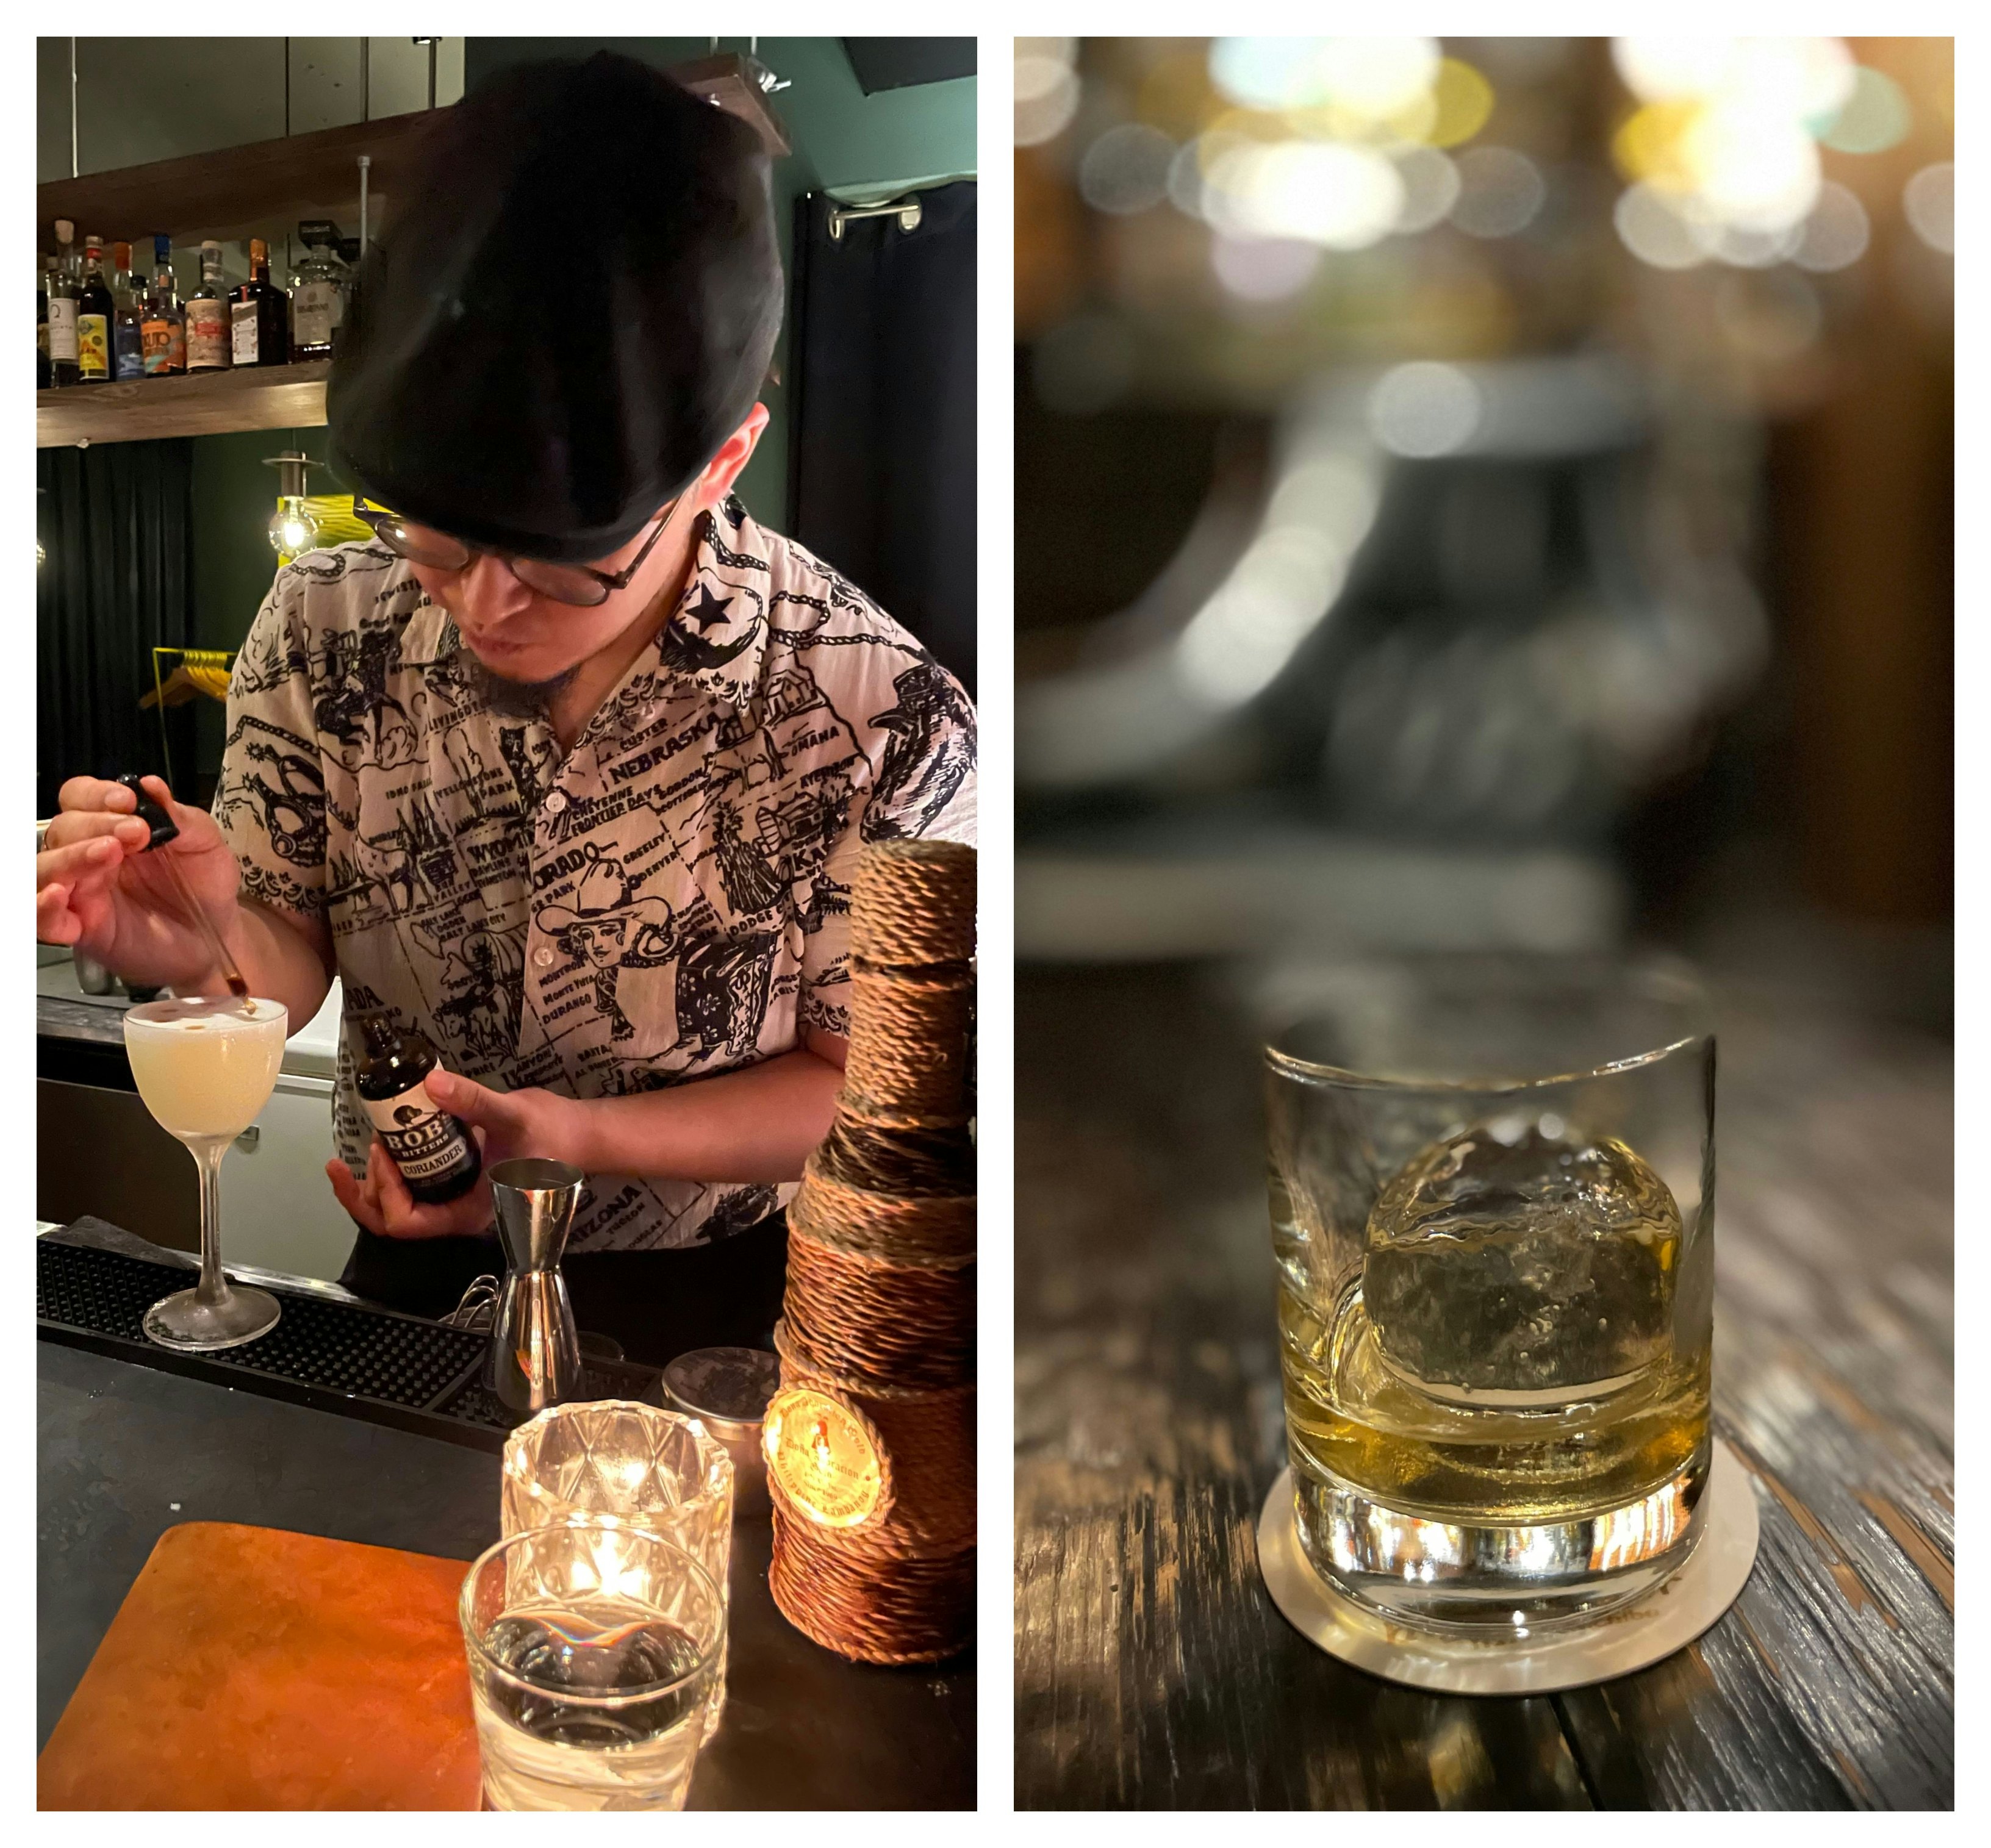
top-left (533, 945), bottom-right (556, 969)
top-left (543, 790), bottom-right (568, 814)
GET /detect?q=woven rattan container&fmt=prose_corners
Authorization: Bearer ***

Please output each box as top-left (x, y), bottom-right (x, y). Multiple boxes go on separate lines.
top-left (766, 839), bottom-right (975, 1664)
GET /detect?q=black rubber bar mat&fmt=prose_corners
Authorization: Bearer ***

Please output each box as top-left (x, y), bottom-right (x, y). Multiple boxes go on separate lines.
top-left (37, 1228), bottom-right (666, 1454)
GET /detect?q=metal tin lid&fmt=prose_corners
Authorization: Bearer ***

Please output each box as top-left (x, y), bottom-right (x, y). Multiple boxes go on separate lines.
top-left (663, 1346), bottom-right (781, 1441)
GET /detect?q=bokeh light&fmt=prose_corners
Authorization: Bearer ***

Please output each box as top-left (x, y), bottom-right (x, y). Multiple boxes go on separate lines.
top-left (1208, 36), bottom-right (1440, 121)
top-left (1080, 124), bottom-right (1177, 216)
top-left (1903, 162), bottom-right (1954, 254)
top-left (1818, 65), bottom-right (1912, 154)
top-left (1679, 105), bottom-right (1818, 232)
top-left (1393, 146), bottom-right (1463, 234)
top-left (1367, 362), bottom-right (1484, 457)
top-left (1165, 140), bottom-right (1207, 217)
top-left (1790, 182), bottom-right (1870, 273)
top-left (1428, 59), bottom-right (1496, 148)
top-left (1698, 217), bottom-right (1801, 270)
top-left (1612, 37), bottom-right (1853, 123)
top-left (1177, 525), bottom-right (1350, 704)
top-left (1605, 37), bottom-right (1878, 265)
top-left (1210, 234), bottom-right (1323, 302)
top-left (1204, 139), bottom-right (1405, 251)
top-left (1613, 181), bottom-right (1708, 270)
top-left (1016, 39), bottom-right (1080, 147)
top-left (1451, 148), bottom-right (1546, 239)
top-left (1612, 37), bottom-right (1744, 105)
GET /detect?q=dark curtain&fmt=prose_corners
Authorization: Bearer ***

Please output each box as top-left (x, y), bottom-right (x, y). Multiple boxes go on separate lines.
top-left (38, 441), bottom-right (198, 818)
top-left (788, 179), bottom-right (977, 695)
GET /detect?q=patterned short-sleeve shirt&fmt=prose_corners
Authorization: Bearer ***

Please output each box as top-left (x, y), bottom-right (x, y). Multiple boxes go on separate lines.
top-left (213, 495), bottom-right (977, 1252)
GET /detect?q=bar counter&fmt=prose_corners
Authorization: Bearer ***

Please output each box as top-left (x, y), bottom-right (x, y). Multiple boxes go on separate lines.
top-left (1015, 949), bottom-right (1952, 1810)
top-left (38, 1225), bottom-right (975, 1809)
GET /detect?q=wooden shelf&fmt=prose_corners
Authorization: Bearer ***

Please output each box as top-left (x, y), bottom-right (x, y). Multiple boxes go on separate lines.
top-left (35, 54), bottom-right (788, 248)
top-left (37, 363), bottom-right (332, 448)
top-left (37, 114), bottom-right (442, 251)
top-left (34, 54), bottom-right (787, 449)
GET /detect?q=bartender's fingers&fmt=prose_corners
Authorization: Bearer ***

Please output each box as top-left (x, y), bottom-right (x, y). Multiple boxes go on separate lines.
top-left (40, 809), bottom-right (154, 854)
top-left (37, 883), bottom-right (82, 944)
top-left (424, 1067), bottom-right (523, 1134)
top-left (37, 832), bottom-right (136, 886)
top-left (370, 1137), bottom-right (484, 1240)
top-left (373, 1145), bottom-right (431, 1232)
top-left (326, 1157), bottom-right (386, 1236)
top-left (57, 774), bottom-right (140, 815)
top-left (138, 774), bottom-right (220, 843)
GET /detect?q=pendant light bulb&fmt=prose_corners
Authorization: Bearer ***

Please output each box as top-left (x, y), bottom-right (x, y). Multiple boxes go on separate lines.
top-left (262, 451), bottom-right (322, 559)
top-left (269, 495), bottom-right (321, 558)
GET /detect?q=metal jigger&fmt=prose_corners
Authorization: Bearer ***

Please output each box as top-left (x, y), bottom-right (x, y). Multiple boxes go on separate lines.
top-left (486, 1158), bottom-right (586, 1414)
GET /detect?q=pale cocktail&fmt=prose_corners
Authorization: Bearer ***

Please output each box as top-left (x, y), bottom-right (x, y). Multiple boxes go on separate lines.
top-left (123, 995), bottom-right (288, 1350)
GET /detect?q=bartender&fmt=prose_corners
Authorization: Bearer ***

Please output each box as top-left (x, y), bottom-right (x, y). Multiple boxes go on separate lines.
top-left (34, 52), bottom-right (978, 1363)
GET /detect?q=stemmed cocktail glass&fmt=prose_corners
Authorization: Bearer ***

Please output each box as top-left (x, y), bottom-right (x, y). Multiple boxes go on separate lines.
top-left (122, 995), bottom-right (288, 1350)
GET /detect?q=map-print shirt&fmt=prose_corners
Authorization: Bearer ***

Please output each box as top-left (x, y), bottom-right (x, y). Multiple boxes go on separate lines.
top-left (213, 495), bottom-right (978, 1252)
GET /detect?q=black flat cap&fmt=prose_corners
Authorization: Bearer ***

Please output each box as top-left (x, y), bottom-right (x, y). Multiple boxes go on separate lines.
top-left (328, 52), bottom-right (783, 563)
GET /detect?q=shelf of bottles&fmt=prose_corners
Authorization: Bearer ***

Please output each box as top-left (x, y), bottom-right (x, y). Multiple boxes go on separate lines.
top-left (35, 52), bottom-right (787, 448)
top-left (39, 219), bottom-right (347, 448)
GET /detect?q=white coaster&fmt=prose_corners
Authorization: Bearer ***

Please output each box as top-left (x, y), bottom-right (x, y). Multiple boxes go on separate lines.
top-left (1257, 1439), bottom-right (1760, 1695)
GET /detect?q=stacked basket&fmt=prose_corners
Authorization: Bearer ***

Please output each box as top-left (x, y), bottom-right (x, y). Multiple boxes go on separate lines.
top-left (766, 838), bottom-right (976, 1664)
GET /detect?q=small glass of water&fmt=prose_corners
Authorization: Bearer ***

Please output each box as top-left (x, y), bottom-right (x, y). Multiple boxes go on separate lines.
top-left (501, 1401), bottom-right (734, 1737)
top-left (459, 1519), bottom-right (725, 1811)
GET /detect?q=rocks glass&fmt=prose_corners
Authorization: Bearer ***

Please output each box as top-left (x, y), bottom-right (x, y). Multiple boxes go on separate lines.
top-left (501, 1402), bottom-right (734, 1733)
top-left (459, 1519), bottom-right (725, 1810)
top-left (1264, 956), bottom-right (1715, 1631)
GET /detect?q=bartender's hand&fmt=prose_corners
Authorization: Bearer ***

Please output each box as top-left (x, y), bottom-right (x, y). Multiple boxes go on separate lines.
top-left (325, 1071), bottom-right (582, 1241)
top-left (37, 775), bottom-right (243, 987)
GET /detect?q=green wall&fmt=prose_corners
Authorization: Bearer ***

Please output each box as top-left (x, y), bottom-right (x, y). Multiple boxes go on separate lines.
top-left (461, 37), bottom-right (978, 526)
top-left (187, 424), bottom-right (335, 783)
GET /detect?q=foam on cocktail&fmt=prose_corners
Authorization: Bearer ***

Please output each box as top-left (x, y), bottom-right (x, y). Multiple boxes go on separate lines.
top-left (124, 997), bottom-right (287, 1142)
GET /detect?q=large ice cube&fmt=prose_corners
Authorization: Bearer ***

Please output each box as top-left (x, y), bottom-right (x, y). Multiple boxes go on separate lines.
top-left (1362, 1116), bottom-right (1681, 1403)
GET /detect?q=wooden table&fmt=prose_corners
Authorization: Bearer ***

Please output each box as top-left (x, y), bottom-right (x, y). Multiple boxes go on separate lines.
top-left (1014, 960), bottom-right (1952, 1808)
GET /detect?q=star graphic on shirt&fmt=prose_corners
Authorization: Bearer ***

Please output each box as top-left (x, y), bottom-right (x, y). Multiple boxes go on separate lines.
top-left (683, 584), bottom-right (734, 632)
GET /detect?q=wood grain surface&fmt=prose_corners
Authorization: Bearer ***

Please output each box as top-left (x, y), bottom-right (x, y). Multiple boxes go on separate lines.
top-left (1013, 961), bottom-right (1953, 1810)
top-left (36, 361), bottom-right (332, 448)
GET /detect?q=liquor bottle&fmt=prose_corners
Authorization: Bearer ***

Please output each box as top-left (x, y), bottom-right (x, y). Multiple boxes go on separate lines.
top-left (290, 221), bottom-right (346, 360)
top-left (110, 241), bottom-right (146, 381)
top-left (184, 241), bottom-right (230, 373)
top-left (76, 235), bottom-right (113, 383)
top-left (37, 255), bottom-right (50, 389)
top-left (765, 839), bottom-right (978, 1665)
top-left (46, 222), bottom-right (80, 388)
top-left (229, 236), bottom-right (289, 367)
top-left (345, 1012), bottom-right (483, 1205)
top-left (140, 235), bottom-right (186, 377)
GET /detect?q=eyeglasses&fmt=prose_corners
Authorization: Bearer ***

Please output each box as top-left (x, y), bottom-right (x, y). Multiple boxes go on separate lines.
top-left (351, 495), bottom-right (681, 608)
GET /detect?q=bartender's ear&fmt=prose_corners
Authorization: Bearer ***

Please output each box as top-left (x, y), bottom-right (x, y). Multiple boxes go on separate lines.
top-left (692, 403), bottom-right (771, 510)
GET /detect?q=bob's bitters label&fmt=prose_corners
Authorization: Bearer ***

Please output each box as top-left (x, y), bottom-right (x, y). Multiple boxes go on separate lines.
top-left (362, 1080), bottom-right (477, 1186)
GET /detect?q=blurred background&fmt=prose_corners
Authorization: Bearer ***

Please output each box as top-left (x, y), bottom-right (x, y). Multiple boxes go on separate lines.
top-left (1014, 35), bottom-right (1952, 1016)
top-left (1013, 42), bottom-right (1954, 1802)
